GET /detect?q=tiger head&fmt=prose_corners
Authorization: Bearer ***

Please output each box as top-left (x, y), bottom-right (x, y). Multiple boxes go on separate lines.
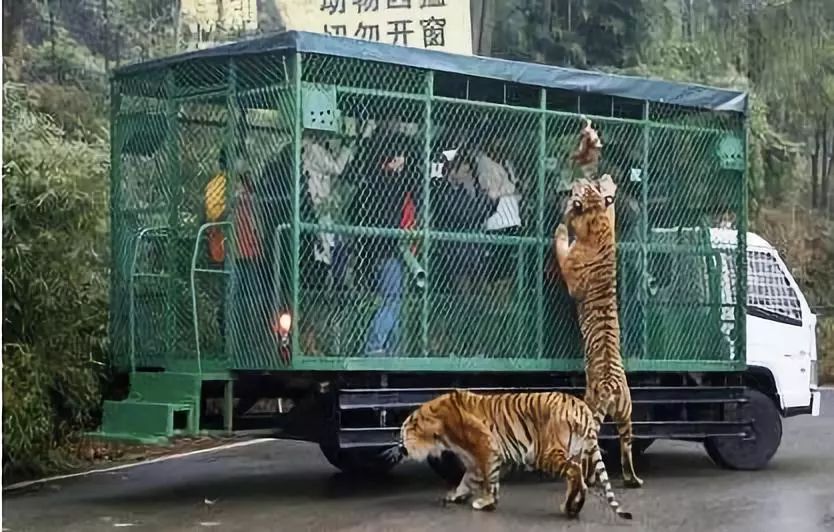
top-left (564, 174), bottom-right (617, 241)
top-left (399, 390), bottom-right (472, 462)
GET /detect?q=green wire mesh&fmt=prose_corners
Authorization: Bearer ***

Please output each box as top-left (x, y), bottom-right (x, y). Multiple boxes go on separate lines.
top-left (109, 49), bottom-right (747, 374)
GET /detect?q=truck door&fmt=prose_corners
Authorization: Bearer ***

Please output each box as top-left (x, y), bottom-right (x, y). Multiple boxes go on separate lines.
top-left (745, 247), bottom-right (814, 410)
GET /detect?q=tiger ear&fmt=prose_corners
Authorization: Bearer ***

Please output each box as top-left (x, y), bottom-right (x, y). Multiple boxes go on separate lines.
top-left (570, 178), bottom-right (591, 197)
top-left (597, 174), bottom-right (617, 198)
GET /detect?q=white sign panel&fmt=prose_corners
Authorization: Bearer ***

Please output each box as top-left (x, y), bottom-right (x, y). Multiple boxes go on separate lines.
top-left (180, 0), bottom-right (259, 50)
top-left (278, 0), bottom-right (472, 55)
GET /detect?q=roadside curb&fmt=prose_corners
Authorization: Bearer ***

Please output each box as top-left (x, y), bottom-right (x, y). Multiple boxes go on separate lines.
top-left (3, 438), bottom-right (274, 493)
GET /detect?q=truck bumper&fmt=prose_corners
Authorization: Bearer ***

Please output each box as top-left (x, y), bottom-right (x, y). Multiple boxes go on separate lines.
top-left (784, 390), bottom-right (822, 417)
top-left (811, 390), bottom-right (821, 416)
top-left (332, 384), bottom-right (754, 448)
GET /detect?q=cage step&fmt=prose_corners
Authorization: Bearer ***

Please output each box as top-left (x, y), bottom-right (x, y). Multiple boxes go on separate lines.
top-left (100, 400), bottom-right (195, 440)
top-left (127, 371), bottom-right (203, 405)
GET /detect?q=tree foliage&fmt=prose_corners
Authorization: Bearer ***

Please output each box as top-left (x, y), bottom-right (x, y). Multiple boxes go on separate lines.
top-left (492, 0), bottom-right (833, 210)
top-left (2, 83), bottom-right (110, 477)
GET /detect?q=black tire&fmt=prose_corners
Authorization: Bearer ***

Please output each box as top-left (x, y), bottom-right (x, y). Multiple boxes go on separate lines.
top-left (635, 439), bottom-right (654, 455)
top-left (427, 451), bottom-right (466, 486)
top-left (704, 389), bottom-right (782, 471)
top-left (319, 443), bottom-right (400, 476)
top-left (235, 395), bottom-right (260, 416)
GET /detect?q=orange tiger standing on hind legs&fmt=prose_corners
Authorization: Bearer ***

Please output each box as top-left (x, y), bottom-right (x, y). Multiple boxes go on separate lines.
top-left (553, 117), bottom-right (643, 489)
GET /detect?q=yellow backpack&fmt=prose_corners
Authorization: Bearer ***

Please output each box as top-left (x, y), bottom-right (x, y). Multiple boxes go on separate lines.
top-left (205, 172), bottom-right (226, 221)
top-left (205, 172), bottom-right (227, 263)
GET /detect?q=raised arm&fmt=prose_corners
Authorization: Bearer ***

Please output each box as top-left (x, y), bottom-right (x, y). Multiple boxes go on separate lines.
top-left (304, 141), bottom-right (356, 177)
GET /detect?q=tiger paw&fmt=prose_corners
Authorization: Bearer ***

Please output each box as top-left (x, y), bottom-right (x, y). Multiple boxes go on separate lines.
top-left (443, 490), bottom-right (471, 505)
top-left (623, 476), bottom-right (643, 489)
top-left (583, 470), bottom-right (598, 487)
top-left (471, 495), bottom-right (497, 512)
top-left (559, 498), bottom-right (583, 519)
top-left (554, 223), bottom-right (568, 242)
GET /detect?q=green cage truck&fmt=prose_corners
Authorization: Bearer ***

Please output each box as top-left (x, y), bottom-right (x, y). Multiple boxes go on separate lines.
top-left (99, 31), bottom-right (821, 478)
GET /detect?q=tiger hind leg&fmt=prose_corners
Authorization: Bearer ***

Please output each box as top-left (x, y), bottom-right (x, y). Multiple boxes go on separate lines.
top-left (540, 446), bottom-right (586, 518)
top-left (562, 461), bottom-right (586, 518)
top-left (616, 420), bottom-right (643, 488)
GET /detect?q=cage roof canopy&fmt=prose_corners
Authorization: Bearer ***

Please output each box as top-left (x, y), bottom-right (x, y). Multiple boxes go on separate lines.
top-left (115, 31), bottom-right (748, 114)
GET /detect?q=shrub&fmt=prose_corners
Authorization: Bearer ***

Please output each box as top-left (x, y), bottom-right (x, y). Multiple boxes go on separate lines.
top-left (2, 82), bottom-right (109, 477)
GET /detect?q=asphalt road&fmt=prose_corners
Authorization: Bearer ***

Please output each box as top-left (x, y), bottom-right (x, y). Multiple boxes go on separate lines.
top-left (4, 391), bottom-right (834, 532)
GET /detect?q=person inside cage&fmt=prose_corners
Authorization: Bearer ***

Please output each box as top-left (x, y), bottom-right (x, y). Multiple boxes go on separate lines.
top-left (425, 145), bottom-right (495, 355)
top-left (204, 148), bottom-right (270, 355)
top-left (205, 150), bottom-right (230, 265)
top-left (472, 134), bottom-right (523, 306)
top-left (204, 151), bottom-right (230, 340)
top-left (432, 145), bottom-right (495, 293)
top-left (294, 121), bottom-right (376, 355)
top-left (349, 129), bottom-right (422, 356)
top-left (301, 121), bottom-right (376, 284)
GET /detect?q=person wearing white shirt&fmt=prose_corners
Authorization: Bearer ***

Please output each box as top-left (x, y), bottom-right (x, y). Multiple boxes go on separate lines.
top-left (474, 139), bottom-right (523, 288)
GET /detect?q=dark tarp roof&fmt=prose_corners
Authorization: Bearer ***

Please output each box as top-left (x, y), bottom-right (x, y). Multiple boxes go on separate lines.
top-left (114, 31), bottom-right (748, 114)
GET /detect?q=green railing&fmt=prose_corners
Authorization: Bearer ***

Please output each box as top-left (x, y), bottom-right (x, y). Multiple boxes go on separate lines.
top-left (190, 221), bottom-right (233, 374)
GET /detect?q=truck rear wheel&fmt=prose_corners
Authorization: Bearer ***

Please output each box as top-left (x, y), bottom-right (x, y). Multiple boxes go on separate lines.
top-left (319, 443), bottom-right (400, 476)
top-left (704, 389), bottom-right (782, 470)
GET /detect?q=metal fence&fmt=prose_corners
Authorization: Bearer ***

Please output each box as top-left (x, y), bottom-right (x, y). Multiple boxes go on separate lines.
top-left (109, 35), bottom-right (748, 374)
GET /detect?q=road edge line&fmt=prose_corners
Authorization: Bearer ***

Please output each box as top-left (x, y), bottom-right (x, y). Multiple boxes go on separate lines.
top-left (3, 438), bottom-right (274, 492)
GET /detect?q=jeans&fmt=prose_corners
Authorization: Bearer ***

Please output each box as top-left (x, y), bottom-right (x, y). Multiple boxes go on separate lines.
top-left (365, 257), bottom-right (404, 355)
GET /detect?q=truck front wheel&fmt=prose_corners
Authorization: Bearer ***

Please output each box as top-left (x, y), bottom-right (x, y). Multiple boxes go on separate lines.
top-left (704, 389), bottom-right (782, 470)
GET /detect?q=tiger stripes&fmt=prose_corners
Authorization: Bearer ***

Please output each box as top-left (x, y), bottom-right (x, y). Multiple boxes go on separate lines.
top-left (399, 389), bottom-right (633, 520)
top-left (554, 174), bottom-right (644, 489)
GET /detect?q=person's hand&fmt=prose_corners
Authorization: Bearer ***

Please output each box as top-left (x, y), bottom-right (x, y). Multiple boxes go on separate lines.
top-left (382, 155), bottom-right (406, 173)
top-left (360, 120), bottom-right (376, 140)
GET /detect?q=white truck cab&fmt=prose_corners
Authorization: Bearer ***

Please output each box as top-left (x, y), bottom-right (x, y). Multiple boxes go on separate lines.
top-left (711, 229), bottom-right (821, 418)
